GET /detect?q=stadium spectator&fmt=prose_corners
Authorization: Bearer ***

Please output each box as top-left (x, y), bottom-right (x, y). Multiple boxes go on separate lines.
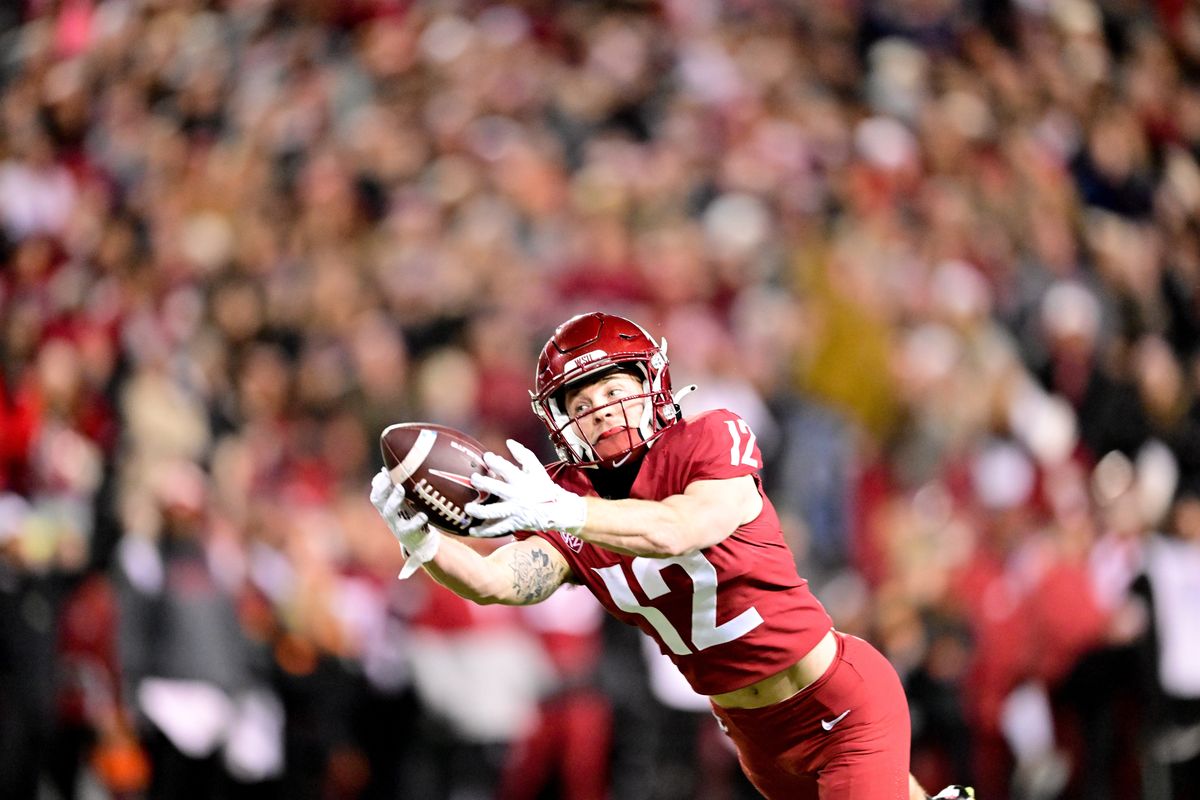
top-left (1133, 479), bottom-right (1200, 800)
top-left (113, 460), bottom-right (282, 800)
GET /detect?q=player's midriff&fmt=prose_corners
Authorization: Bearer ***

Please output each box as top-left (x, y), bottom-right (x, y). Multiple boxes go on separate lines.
top-left (709, 628), bottom-right (837, 709)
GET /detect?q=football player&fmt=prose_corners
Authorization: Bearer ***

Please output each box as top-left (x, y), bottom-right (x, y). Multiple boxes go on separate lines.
top-left (371, 312), bottom-right (973, 800)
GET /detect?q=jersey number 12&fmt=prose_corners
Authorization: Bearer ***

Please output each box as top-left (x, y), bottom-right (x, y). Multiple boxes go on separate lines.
top-left (725, 419), bottom-right (759, 468)
top-left (593, 552), bottom-right (763, 655)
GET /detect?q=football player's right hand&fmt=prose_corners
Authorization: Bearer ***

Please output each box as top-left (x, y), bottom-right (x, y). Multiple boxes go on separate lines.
top-left (465, 440), bottom-right (586, 538)
top-left (370, 469), bottom-right (439, 579)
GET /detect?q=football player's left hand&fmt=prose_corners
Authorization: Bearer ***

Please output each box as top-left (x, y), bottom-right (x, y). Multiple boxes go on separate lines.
top-left (466, 440), bottom-right (586, 538)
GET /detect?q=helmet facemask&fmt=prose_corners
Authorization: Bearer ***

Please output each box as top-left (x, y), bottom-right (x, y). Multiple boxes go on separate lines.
top-left (532, 313), bottom-right (692, 468)
top-left (548, 366), bottom-right (658, 466)
top-left (534, 357), bottom-right (677, 468)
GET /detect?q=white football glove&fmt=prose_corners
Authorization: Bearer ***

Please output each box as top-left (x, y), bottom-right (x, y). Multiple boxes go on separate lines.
top-left (370, 469), bottom-right (439, 579)
top-left (465, 439), bottom-right (587, 538)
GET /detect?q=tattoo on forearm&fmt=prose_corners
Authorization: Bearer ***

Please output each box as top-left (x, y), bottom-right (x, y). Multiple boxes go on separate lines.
top-left (509, 547), bottom-right (561, 603)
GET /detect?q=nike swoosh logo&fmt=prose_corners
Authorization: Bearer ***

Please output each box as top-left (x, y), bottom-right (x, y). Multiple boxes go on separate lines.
top-left (821, 709), bottom-right (851, 731)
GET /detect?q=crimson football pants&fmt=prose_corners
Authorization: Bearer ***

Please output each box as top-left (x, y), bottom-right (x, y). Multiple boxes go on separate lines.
top-left (710, 632), bottom-right (912, 800)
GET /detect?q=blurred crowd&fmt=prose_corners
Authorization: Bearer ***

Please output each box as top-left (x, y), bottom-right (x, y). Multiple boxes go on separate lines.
top-left (2, 0), bottom-right (1200, 799)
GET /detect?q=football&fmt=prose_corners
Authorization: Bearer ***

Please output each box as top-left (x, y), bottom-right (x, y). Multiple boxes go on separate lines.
top-left (379, 422), bottom-right (494, 535)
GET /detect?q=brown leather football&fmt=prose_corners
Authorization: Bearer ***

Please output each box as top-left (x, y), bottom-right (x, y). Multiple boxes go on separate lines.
top-left (379, 422), bottom-right (494, 535)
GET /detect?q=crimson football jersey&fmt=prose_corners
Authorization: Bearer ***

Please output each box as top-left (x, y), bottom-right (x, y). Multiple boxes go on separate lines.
top-left (520, 409), bottom-right (833, 695)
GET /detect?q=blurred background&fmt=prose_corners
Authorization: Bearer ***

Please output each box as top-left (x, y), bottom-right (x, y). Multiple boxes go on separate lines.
top-left (2, 1), bottom-right (1200, 799)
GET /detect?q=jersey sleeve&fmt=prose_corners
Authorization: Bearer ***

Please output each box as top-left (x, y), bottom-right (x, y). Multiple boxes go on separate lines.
top-left (675, 410), bottom-right (764, 483)
top-left (512, 528), bottom-right (577, 562)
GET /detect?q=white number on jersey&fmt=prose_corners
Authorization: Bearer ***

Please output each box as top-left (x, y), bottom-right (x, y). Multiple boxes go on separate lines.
top-left (724, 419), bottom-right (759, 468)
top-left (593, 552), bottom-right (763, 655)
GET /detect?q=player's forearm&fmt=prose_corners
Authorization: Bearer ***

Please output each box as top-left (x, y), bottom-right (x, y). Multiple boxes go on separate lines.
top-left (422, 534), bottom-right (515, 604)
top-left (580, 495), bottom-right (733, 557)
top-left (424, 537), bottom-right (567, 606)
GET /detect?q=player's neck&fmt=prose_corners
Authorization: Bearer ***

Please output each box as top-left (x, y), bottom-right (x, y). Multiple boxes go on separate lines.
top-left (588, 457), bottom-right (643, 499)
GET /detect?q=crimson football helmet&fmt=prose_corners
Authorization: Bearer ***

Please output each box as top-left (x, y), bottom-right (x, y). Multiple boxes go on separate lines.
top-left (531, 312), bottom-right (689, 468)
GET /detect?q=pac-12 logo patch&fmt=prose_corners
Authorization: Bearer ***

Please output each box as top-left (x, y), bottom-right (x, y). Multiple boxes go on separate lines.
top-left (560, 531), bottom-right (583, 552)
